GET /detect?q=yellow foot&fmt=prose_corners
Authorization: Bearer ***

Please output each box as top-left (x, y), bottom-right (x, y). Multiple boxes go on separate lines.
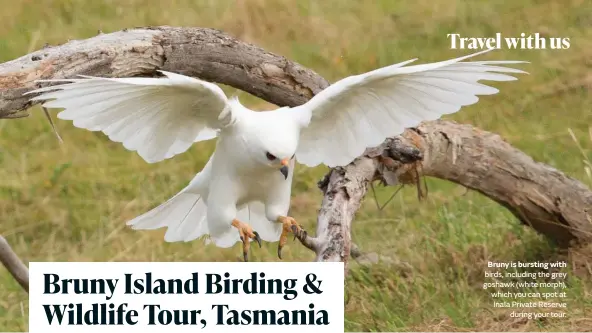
top-left (231, 219), bottom-right (261, 262)
top-left (276, 216), bottom-right (306, 260)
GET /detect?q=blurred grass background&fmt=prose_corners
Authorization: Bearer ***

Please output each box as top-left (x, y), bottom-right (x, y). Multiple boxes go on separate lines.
top-left (1, 0), bottom-right (591, 331)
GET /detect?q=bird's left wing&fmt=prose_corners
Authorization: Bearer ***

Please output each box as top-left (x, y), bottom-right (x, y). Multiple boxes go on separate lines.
top-left (292, 49), bottom-right (528, 168)
top-left (26, 71), bottom-right (232, 163)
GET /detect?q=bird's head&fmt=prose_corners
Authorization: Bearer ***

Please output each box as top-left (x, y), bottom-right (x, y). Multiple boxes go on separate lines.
top-left (253, 135), bottom-right (297, 180)
top-left (246, 111), bottom-right (300, 180)
top-left (261, 150), bottom-right (295, 179)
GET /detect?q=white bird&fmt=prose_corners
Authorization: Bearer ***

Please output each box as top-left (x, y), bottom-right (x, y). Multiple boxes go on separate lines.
top-left (26, 48), bottom-right (526, 261)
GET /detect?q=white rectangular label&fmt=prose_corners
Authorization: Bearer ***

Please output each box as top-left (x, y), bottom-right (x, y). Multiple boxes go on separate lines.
top-left (29, 262), bottom-right (344, 333)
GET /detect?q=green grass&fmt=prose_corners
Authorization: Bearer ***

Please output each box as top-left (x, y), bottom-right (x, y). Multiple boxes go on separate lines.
top-left (1, 0), bottom-right (591, 331)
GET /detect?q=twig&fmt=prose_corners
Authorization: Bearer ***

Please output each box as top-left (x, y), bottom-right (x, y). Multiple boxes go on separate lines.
top-left (0, 236), bottom-right (29, 292)
top-left (42, 107), bottom-right (63, 144)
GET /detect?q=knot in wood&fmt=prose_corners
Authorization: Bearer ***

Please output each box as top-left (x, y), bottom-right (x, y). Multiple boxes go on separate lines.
top-left (383, 136), bottom-right (423, 164)
top-left (260, 63), bottom-right (285, 78)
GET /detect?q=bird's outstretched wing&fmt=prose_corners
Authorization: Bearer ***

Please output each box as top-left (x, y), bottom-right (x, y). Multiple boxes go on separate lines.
top-left (26, 71), bottom-right (234, 163)
top-left (293, 49), bottom-right (528, 167)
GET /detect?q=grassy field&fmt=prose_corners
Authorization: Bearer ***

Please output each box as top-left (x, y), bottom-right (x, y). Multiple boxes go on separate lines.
top-left (1, 0), bottom-right (591, 331)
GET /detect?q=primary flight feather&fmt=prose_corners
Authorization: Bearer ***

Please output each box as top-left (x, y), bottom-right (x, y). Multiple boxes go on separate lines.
top-left (26, 48), bottom-right (527, 261)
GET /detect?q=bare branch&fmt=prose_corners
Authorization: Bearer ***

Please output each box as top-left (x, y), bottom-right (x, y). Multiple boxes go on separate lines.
top-left (298, 121), bottom-right (592, 270)
top-left (296, 135), bottom-right (424, 270)
top-left (413, 121), bottom-right (592, 246)
top-left (0, 26), bottom-right (328, 119)
top-left (0, 236), bottom-right (28, 292)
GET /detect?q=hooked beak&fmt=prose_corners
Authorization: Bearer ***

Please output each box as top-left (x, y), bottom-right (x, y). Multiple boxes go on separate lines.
top-left (279, 158), bottom-right (289, 179)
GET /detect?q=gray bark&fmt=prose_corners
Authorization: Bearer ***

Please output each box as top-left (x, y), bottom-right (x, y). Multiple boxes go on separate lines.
top-left (0, 236), bottom-right (28, 292)
top-left (0, 26), bottom-right (328, 119)
top-left (299, 122), bottom-right (592, 271)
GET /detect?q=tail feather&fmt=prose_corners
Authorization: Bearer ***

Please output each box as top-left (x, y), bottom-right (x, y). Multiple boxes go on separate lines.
top-left (202, 202), bottom-right (282, 248)
top-left (127, 192), bottom-right (282, 248)
top-left (203, 227), bottom-right (240, 248)
top-left (126, 190), bottom-right (209, 242)
top-left (238, 201), bottom-right (282, 242)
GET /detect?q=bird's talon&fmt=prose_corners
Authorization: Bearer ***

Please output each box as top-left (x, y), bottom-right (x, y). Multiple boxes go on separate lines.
top-left (232, 219), bottom-right (259, 261)
top-left (253, 231), bottom-right (262, 248)
top-left (276, 216), bottom-right (304, 258)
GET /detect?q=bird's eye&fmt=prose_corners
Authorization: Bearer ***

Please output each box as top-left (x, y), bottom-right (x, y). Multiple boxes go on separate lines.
top-left (266, 152), bottom-right (276, 161)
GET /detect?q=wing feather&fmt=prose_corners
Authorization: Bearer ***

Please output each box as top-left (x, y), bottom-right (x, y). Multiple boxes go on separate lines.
top-left (294, 49), bottom-right (528, 167)
top-left (26, 71), bottom-right (229, 163)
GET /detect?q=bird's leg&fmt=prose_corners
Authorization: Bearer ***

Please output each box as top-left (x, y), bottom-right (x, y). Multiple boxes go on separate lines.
top-left (231, 219), bottom-right (261, 262)
top-left (276, 216), bottom-right (306, 260)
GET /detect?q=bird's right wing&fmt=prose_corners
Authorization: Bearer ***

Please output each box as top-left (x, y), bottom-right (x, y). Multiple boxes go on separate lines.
top-left (292, 49), bottom-right (527, 168)
top-left (26, 71), bottom-right (234, 163)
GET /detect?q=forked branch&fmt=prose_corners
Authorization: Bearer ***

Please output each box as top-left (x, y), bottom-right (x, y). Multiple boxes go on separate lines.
top-left (297, 122), bottom-right (592, 270)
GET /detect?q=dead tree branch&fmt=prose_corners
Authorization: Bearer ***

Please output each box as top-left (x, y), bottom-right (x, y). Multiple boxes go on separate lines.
top-left (414, 121), bottom-right (592, 245)
top-left (297, 122), bottom-right (592, 270)
top-left (0, 26), bottom-right (328, 119)
top-left (1, 26), bottom-right (591, 276)
top-left (0, 236), bottom-right (28, 292)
